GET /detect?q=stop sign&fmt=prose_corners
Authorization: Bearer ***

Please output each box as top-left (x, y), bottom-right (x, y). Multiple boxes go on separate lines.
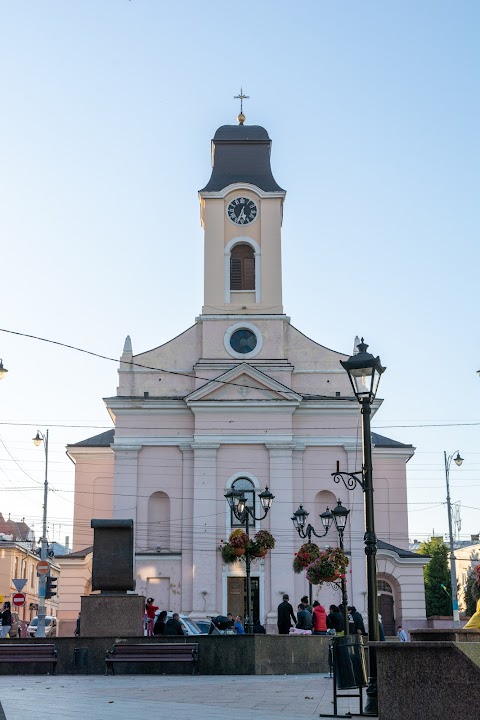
top-left (12, 593), bottom-right (25, 607)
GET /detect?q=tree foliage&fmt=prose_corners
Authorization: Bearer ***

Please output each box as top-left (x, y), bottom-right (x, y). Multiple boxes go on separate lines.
top-left (464, 562), bottom-right (480, 616)
top-left (418, 537), bottom-right (452, 617)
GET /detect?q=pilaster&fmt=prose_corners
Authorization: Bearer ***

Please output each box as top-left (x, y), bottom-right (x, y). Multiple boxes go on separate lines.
top-left (179, 444), bottom-right (194, 613)
top-left (265, 443), bottom-right (296, 631)
top-left (191, 443), bottom-right (220, 617)
top-left (111, 444), bottom-right (141, 546)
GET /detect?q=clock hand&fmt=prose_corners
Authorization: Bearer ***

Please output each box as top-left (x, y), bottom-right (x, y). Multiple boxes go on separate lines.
top-left (238, 208), bottom-right (246, 222)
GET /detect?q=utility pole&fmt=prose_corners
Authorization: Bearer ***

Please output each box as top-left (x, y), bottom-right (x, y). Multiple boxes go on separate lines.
top-left (33, 429), bottom-right (49, 638)
top-left (444, 450), bottom-right (464, 628)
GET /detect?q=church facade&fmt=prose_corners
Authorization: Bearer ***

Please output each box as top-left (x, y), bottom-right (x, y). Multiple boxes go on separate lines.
top-left (62, 117), bottom-right (428, 635)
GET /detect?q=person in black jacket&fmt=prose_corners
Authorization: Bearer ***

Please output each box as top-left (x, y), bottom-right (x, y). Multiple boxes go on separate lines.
top-left (277, 594), bottom-right (296, 635)
top-left (163, 613), bottom-right (185, 636)
top-left (326, 605), bottom-right (344, 635)
top-left (296, 603), bottom-right (313, 630)
top-left (153, 610), bottom-right (167, 635)
top-left (0, 602), bottom-right (12, 639)
top-left (348, 606), bottom-right (366, 635)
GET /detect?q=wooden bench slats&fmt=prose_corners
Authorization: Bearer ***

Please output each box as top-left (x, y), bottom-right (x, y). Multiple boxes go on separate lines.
top-left (105, 642), bottom-right (199, 676)
top-left (0, 644), bottom-right (57, 674)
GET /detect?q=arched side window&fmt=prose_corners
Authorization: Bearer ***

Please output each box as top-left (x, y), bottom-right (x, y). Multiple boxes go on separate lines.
top-left (147, 491), bottom-right (170, 550)
top-left (230, 477), bottom-right (255, 528)
top-left (230, 243), bottom-right (255, 291)
top-left (224, 237), bottom-right (261, 304)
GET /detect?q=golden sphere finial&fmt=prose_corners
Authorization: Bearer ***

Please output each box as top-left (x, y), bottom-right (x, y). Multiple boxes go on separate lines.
top-left (237, 111), bottom-right (245, 125)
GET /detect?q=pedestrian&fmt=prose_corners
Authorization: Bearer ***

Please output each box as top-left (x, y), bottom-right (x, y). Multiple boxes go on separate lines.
top-left (301, 595), bottom-right (313, 614)
top-left (153, 610), bottom-right (167, 635)
top-left (145, 597), bottom-right (159, 637)
top-left (464, 598), bottom-right (480, 629)
top-left (296, 603), bottom-right (313, 631)
top-left (0, 602), bottom-right (12, 639)
top-left (234, 615), bottom-right (245, 634)
top-left (252, 618), bottom-right (266, 634)
top-left (327, 605), bottom-right (344, 636)
top-left (74, 611), bottom-right (81, 637)
top-left (312, 601), bottom-right (327, 635)
top-left (164, 613), bottom-right (185, 636)
top-left (397, 625), bottom-right (408, 641)
top-left (277, 593), bottom-right (296, 635)
top-left (348, 606), bottom-right (366, 635)
top-left (378, 613), bottom-right (385, 641)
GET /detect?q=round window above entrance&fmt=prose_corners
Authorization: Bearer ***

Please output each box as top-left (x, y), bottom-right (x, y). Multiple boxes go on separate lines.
top-left (224, 322), bottom-right (263, 359)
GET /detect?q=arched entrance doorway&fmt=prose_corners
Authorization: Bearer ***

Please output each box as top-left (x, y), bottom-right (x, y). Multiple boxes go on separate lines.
top-left (378, 579), bottom-right (395, 636)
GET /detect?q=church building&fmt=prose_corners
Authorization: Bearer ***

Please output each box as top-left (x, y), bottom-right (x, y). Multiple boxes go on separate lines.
top-left (60, 112), bottom-right (428, 636)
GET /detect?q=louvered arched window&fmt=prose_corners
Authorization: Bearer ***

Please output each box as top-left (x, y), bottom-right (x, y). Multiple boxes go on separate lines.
top-left (230, 243), bottom-right (255, 291)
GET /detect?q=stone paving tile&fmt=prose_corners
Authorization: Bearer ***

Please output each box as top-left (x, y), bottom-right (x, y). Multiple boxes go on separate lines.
top-left (0, 674), bottom-right (366, 720)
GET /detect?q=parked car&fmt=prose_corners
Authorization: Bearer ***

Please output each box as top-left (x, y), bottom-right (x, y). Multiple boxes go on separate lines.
top-left (149, 611), bottom-right (206, 636)
top-left (27, 616), bottom-right (57, 638)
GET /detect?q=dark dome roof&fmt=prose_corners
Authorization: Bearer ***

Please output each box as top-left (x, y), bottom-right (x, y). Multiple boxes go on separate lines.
top-left (213, 125), bottom-right (271, 142)
top-left (200, 123), bottom-right (285, 194)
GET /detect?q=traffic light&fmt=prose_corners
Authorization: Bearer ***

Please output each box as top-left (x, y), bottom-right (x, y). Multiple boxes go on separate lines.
top-left (45, 575), bottom-right (58, 599)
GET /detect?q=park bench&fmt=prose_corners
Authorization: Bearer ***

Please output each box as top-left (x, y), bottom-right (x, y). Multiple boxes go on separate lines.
top-left (0, 643), bottom-right (57, 673)
top-left (105, 642), bottom-right (199, 675)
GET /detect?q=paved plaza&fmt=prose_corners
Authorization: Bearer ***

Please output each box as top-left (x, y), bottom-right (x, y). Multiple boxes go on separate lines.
top-left (0, 673), bottom-right (369, 720)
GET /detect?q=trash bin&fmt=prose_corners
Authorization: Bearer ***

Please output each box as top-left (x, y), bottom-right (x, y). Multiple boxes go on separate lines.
top-left (74, 647), bottom-right (88, 674)
top-left (333, 635), bottom-right (367, 690)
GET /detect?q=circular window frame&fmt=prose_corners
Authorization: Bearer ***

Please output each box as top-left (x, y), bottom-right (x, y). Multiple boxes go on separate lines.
top-left (224, 322), bottom-right (263, 359)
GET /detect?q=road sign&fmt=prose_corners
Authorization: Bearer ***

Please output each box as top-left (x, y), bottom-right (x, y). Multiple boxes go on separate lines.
top-left (37, 560), bottom-right (49, 575)
top-left (12, 578), bottom-right (27, 592)
top-left (12, 593), bottom-right (25, 607)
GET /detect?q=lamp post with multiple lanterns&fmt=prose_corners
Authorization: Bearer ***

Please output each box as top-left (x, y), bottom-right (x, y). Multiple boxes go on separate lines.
top-left (224, 485), bottom-right (274, 634)
top-left (331, 338), bottom-right (385, 716)
top-left (292, 499), bottom-right (350, 632)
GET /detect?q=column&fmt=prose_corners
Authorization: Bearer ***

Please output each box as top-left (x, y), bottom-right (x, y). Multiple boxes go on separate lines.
top-left (265, 443), bottom-right (296, 631)
top-left (190, 443), bottom-right (220, 619)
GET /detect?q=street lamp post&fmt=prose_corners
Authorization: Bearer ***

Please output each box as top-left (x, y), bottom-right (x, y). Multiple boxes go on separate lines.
top-left (332, 338), bottom-right (386, 716)
top-left (444, 450), bottom-right (464, 627)
top-left (33, 429), bottom-right (49, 639)
top-left (292, 500), bottom-right (350, 633)
top-left (225, 486), bottom-right (274, 634)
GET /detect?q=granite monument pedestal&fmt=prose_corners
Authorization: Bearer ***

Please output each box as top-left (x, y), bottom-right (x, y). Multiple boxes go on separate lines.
top-left (81, 594), bottom-right (146, 637)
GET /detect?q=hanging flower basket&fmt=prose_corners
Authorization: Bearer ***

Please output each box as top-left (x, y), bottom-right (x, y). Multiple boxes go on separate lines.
top-left (220, 542), bottom-right (238, 564)
top-left (253, 530), bottom-right (276, 551)
top-left (229, 529), bottom-right (250, 550)
top-left (233, 547), bottom-right (246, 556)
top-left (305, 547), bottom-right (349, 586)
top-left (293, 543), bottom-right (321, 574)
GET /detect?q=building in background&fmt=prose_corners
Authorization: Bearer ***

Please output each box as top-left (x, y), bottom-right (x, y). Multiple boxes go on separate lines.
top-left (62, 117), bottom-right (428, 634)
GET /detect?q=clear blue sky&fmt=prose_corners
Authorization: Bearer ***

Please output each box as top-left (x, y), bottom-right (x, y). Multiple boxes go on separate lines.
top-left (0, 1), bottom-right (478, 548)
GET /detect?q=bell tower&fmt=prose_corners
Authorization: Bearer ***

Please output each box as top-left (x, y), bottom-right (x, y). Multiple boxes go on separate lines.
top-left (199, 111), bottom-right (286, 315)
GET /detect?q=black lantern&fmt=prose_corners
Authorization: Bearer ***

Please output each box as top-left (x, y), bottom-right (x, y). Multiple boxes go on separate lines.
top-left (292, 505), bottom-right (309, 532)
top-left (340, 338), bottom-right (386, 404)
top-left (259, 486), bottom-right (275, 511)
top-left (319, 507), bottom-right (334, 532)
top-left (331, 499), bottom-right (350, 534)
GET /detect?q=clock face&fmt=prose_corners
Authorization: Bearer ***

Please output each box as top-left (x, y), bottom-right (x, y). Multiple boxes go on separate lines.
top-left (230, 328), bottom-right (258, 354)
top-left (227, 197), bottom-right (258, 226)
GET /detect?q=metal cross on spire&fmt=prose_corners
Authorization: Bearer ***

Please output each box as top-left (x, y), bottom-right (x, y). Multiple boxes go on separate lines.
top-left (234, 87), bottom-right (249, 125)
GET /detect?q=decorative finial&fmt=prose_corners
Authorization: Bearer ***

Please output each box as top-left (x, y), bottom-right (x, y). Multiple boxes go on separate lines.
top-left (234, 87), bottom-right (249, 125)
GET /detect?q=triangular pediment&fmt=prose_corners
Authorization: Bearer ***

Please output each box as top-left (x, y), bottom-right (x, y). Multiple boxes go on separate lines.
top-left (185, 363), bottom-right (302, 404)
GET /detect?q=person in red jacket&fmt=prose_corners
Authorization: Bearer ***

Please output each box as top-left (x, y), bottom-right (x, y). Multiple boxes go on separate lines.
top-left (312, 601), bottom-right (328, 635)
top-left (145, 598), bottom-right (159, 636)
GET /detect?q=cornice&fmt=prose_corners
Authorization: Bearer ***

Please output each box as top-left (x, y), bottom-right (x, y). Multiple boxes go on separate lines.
top-left (199, 183), bottom-right (286, 200)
